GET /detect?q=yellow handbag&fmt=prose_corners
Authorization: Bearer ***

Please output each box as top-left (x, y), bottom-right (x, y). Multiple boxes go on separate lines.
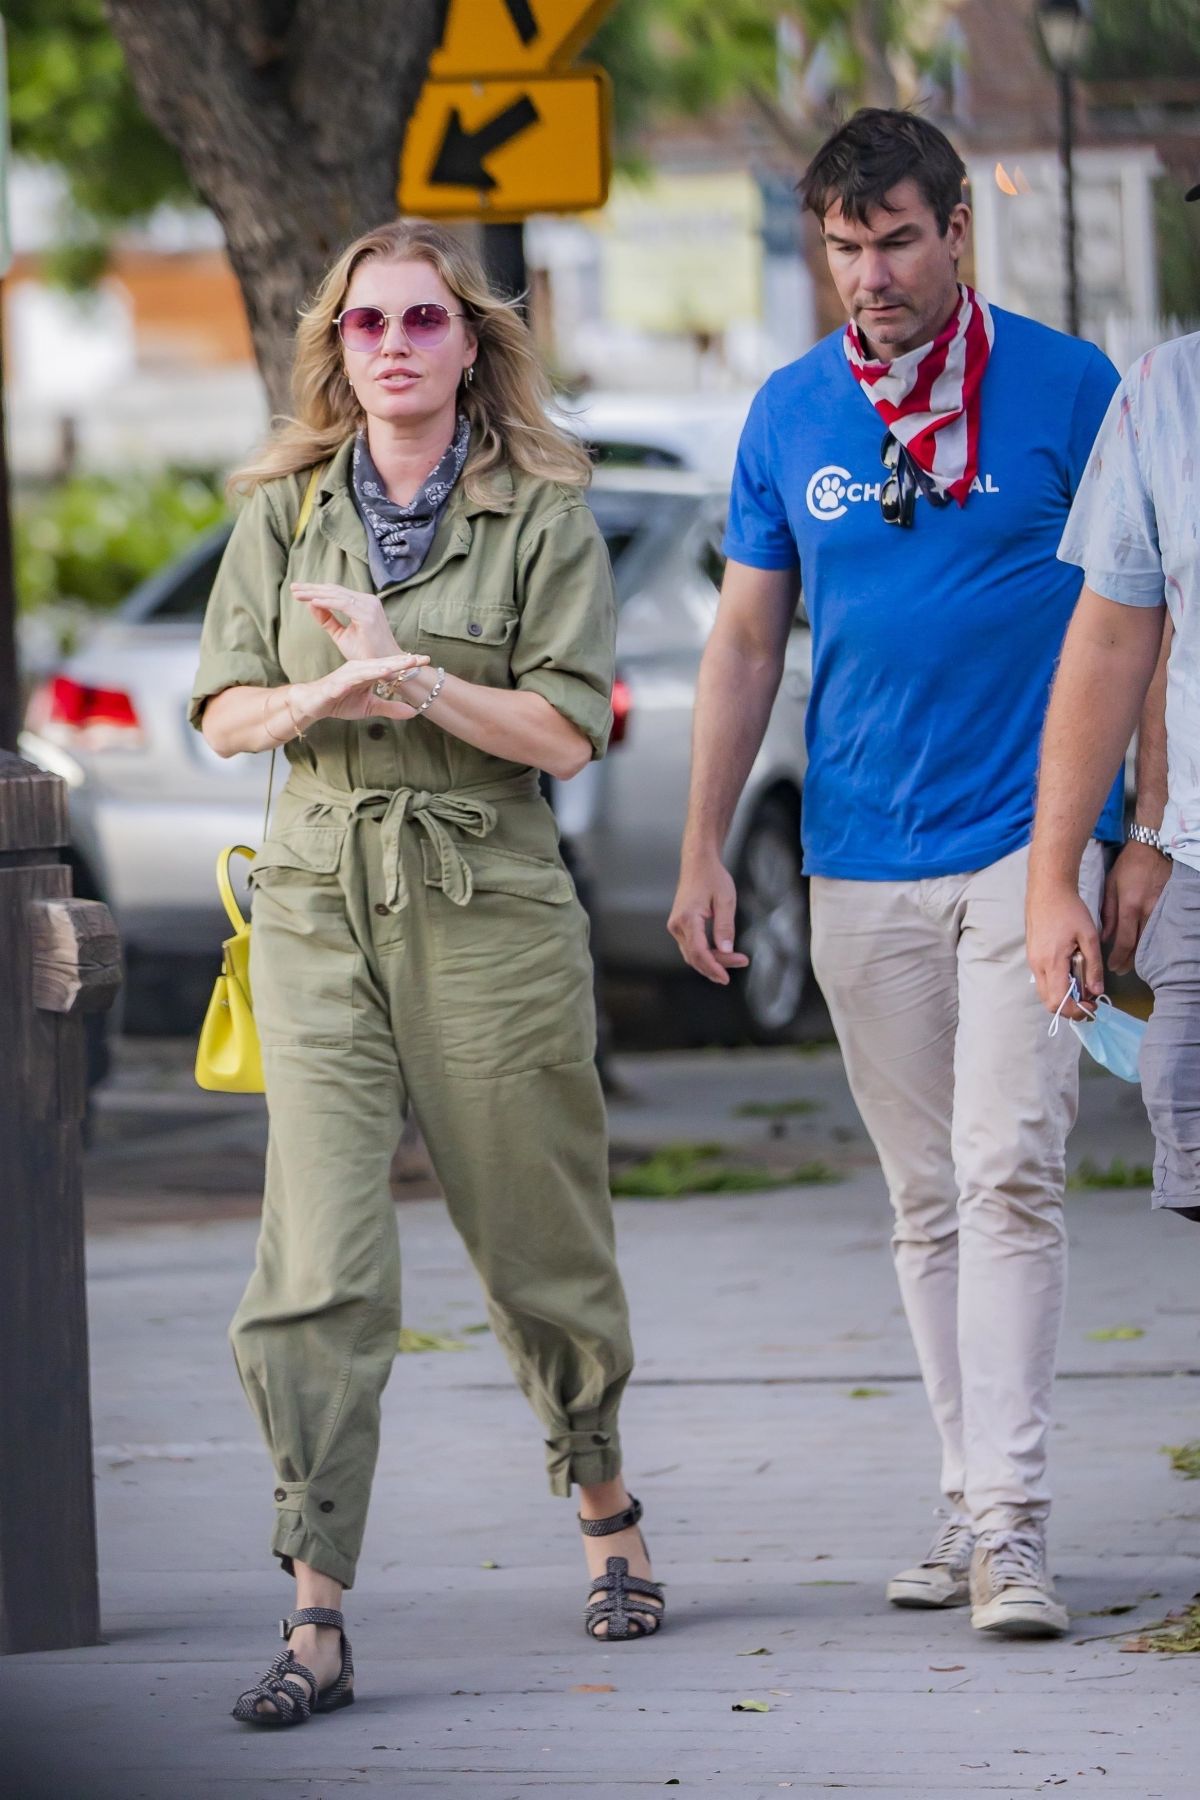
top-left (194, 466), bottom-right (321, 1094)
top-left (195, 845), bottom-right (263, 1092)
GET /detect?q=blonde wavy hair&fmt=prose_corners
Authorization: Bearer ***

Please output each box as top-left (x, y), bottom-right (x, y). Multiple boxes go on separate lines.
top-left (230, 219), bottom-right (591, 504)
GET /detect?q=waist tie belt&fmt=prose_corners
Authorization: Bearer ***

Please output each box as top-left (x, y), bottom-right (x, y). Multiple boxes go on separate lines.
top-left (283, 766), bottom-right (540, 914)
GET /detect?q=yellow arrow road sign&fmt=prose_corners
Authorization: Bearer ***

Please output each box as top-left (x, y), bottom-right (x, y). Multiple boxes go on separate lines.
top-left (399, 71), bottom-right (611, 220)
top-left (430, 0), bottom-right (613, 78)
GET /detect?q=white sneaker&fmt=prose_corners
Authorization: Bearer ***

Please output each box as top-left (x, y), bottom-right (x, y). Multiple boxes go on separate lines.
top-left (970, 1522), bottom-right (1068, 1637)
top-left (886, 1511), bottom-right (975, 1609)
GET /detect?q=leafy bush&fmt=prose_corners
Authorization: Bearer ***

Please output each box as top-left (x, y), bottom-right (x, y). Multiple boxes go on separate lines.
top-left (15, 470), bottom-right (228, 615)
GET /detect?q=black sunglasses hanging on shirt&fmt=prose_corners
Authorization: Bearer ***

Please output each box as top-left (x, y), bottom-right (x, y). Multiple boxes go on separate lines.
top-left (879, 432), bottom-right (951, 529)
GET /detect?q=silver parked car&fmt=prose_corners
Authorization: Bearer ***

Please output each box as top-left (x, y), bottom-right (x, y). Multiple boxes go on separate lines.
top-left (21, 465), bottom-right (812, 1043)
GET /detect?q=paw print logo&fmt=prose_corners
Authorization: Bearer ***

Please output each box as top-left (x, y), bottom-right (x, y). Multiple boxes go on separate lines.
top-left (805, 464), bottom-right (851, 521)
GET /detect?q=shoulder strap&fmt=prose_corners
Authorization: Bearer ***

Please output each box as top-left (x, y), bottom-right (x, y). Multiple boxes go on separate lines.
top-left (263, 465), bottom-right (323, 838)
top-left (294, 465), bottom-right (322, 543)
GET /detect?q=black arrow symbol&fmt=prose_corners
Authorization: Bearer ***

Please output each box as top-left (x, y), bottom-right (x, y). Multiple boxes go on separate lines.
top-left (429, 95), bottom-right (541, 191)
top-left (504, 0), bottom-right (540, 46)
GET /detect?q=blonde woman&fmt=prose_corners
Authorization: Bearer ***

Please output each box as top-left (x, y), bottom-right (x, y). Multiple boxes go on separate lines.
top-left (191, 220), bottom-right (663, 1728)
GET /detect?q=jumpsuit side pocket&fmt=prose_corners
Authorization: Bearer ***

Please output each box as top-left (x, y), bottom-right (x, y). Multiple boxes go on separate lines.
top-left (249, 828), bottom-right (359, 1048)
top-left (421, 839), bottom-right (596, 1076)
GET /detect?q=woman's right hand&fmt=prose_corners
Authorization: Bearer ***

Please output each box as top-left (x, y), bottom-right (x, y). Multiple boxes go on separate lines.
top-left (292, 655), bottom-right (429, 726)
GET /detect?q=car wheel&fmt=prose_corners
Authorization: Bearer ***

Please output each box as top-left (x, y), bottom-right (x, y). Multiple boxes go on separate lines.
top-left (730, 795), bottom-right (810, 1044)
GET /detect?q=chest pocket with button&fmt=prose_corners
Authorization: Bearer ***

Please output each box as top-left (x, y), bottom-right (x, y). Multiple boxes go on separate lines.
top-left (417, 595), bottom-right (519, 688)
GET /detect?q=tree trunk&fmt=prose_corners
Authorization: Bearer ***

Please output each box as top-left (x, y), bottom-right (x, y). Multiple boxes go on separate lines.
top-left (104, 0), bottom-right (450, 413)
top-left (850, 0), bottom-right (901, 109)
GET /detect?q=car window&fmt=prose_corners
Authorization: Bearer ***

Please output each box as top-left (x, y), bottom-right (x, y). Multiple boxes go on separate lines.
top-left (119, 526), bottom-right (232, 625)
top-left (586, 439), bottom-right (687, 470)
top-left (146, 544), bottom-right (227, 621)
top-left (586, 489), bottom-right (701, 606)
top-left (698, 537), bottom-right (725, 591)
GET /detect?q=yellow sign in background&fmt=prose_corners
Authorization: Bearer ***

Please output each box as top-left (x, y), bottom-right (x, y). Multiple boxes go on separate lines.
top-left (430, 0), bottom-right (613, 78)
top-left (399, 72), bottom-right (611, 220)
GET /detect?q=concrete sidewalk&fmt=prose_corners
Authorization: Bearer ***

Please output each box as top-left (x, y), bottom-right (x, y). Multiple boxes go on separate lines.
top-left (2, 1047), bottom-right (1199, 1798)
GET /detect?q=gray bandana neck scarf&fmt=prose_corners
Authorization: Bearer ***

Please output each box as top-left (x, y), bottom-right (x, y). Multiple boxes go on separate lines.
top-left (351, 412), bottom-right (471, 589)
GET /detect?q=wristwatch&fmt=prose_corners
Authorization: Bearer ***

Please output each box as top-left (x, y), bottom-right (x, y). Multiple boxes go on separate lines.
top-left (1128, 821), bottom-right (1170, 855)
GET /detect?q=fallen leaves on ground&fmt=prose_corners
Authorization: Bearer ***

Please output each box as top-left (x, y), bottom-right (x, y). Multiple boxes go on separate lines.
top-left (571, 1683), bottom-right (615, 1693)
top-left (737, 1647), bottom-right (772, 1656)
top-left (732, 1698), bottom-right (770, 1712)
top-left (1085, 1325), bottom-right (1145, 1342)
top-left (396, 1328), bottom-right (467, 1353)
top-left (1124, 1596), bottom-right (1200, 1654)
top-left (611, 1141), bottom-right (841, 1198)
top-left (1163, 1440), bottom-right (1200, 1478)
top-left (733, 1097), bottom-right (820, 1119)
top-left (848, 1386), bottom-right (889, 1398)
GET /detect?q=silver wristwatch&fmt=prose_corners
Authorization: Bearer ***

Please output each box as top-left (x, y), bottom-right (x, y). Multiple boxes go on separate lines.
top-left (1128, 821), bottom-right (1170, 855)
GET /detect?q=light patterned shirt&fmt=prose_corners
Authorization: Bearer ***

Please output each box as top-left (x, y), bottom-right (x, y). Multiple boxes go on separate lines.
top-left (1058, 332), bottom-right (1200, 872)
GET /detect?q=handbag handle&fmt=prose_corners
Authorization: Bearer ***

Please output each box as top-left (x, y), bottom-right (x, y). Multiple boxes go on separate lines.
top-left (216, 844), bottom-right (256, 935)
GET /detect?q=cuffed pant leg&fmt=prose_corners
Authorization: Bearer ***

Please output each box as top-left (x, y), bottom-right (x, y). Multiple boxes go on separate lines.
top-left (232, 1026), bottom-right (405, 1589)
top-left (409, 1057), bottom-right (633, 1496)
top-left (810, 876), bottom-right (966, 1508)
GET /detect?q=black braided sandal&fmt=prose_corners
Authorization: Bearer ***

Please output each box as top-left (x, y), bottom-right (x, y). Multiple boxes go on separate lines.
top-left (231, 1606), bottom-right (355, 1727)
top-left (581, 1495), bottom-right (665, 1641)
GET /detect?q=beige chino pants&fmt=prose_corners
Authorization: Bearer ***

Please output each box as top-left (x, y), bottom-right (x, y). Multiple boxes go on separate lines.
top-left (810, 842), bottom-right (1104, 1531)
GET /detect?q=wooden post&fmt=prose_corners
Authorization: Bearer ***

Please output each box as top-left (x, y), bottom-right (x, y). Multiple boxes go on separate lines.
top-left (0, 750), bottom-right (122, 1653)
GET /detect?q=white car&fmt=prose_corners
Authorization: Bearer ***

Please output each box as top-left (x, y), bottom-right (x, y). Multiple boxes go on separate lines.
top-left (22, 464), bottom-right (812, 1046)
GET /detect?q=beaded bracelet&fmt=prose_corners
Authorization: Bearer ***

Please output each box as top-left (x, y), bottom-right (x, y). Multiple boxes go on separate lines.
top-left (414, 666), bottom-right (447, 716)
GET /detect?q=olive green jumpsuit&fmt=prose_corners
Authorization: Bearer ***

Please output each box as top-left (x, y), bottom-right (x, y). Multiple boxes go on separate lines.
top-left (190, 440), bottom-right (633, 1589)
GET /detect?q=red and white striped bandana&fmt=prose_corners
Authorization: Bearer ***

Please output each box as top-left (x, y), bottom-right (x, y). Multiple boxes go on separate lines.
top-left (843, 284), bottom-right (995, 506)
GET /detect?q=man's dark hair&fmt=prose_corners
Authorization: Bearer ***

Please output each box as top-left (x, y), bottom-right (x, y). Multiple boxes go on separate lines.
top-left (800, 108), bottom-right (968, 235)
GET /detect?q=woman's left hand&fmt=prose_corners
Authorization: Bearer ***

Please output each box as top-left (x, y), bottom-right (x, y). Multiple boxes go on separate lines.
top-left (292, 582), bottom-right (402, 662)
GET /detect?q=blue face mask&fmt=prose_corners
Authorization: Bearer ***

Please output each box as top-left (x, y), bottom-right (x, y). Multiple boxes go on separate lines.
top-left (1049, 979), bottom-right (1146, 1084)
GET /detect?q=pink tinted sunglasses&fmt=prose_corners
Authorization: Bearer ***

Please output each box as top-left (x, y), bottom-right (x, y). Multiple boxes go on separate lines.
top-left (334, 302), bottom-right (465, 351)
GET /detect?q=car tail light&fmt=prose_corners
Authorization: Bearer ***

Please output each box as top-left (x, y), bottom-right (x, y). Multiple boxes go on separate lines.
top-left (610, 676), bottom-right (632, 747)
top-left (26, 674), bottom-right (144, 747)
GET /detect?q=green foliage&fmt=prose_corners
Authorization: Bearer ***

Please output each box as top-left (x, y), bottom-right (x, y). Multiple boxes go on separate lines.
top-left (5, 0), bottom-right (191, 232)
top-left (586, 0), bottom-right (961, 158)
top-left (611, 1140), bottom-right (841, 1197)
top-left (396, 1329), bottom-right (468, 1353)
top-left (1155, 177), bottom-right (1200, 319)
top-left (1086, 0), bottom-right (1200, 80)
top-left (1068, 1157), bottom-right (1155, 1189)
top-left (15, 471), bottom-right (227, 614)
top-left (733, 1096), bottom-right (820, 1118)
top-left (1163, 1440), bottom-right (1200, 1479)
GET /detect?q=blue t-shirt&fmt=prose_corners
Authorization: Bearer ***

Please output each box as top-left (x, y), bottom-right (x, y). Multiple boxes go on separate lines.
top-left (724, 307), bottom-right (1123, 878)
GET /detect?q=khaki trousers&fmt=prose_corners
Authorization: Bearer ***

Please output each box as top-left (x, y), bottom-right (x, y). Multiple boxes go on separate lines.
top-left (810, 842), bottom-right (1104, 1531)
top-left (234, 771), bottom-right (633, 1589)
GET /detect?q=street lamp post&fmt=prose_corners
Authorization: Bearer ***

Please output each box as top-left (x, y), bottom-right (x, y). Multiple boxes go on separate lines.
top-left (1036, 0), bottom-right (1094, 338)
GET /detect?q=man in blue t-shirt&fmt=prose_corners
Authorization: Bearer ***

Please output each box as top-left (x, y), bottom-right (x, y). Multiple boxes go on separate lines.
top-left (669, 109), bottom-right (1124, 1640)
